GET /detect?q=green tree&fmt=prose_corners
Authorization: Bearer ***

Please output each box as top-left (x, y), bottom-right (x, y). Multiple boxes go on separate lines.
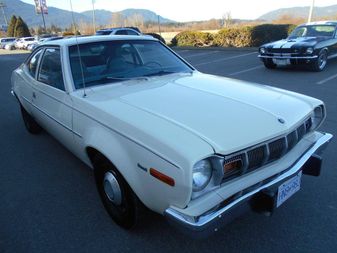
top-left (14, 16), bottom-right (31, 37)
top-left (7, 15), bottom-right (17, 37)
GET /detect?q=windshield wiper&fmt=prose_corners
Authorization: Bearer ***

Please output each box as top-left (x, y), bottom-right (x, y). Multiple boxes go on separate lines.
top-left (105, 76), bottom-right (149, 81)
top-left (144, 70), bottom-right (176, 77)
top-left (83, 76), bottom-right (148, 86)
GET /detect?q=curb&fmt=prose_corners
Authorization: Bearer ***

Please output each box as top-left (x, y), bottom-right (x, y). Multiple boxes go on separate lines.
top-left (0, 49), bottom-right (30, 55)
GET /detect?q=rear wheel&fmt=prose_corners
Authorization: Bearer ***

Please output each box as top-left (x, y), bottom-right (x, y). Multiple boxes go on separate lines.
top-left (20, 105), bottom-right (42, 134)
top-left (311, 50), bottom-right (328, 72)
top-left (93, 155), bottom-right (141, 229)
top-left (263, 58), bottom-right (277, 69)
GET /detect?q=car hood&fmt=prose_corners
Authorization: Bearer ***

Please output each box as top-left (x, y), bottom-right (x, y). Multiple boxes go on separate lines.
top-left (85, 72), bottom-right (320, 154)
top-left (264, 37), bottom-right (325, 49)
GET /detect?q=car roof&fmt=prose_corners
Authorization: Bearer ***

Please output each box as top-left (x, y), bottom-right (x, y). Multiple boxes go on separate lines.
top-left (302, 21), bottom-right (337, 26)
top-left (42, 35), bottom-right (156, 47)
top-left (97, 27), bottom-right (141, 32)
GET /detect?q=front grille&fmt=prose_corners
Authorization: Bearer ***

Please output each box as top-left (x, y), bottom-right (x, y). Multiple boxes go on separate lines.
top-left (268, 48), bottom-right (296, 54)
top-left (247, 146), bottom-right (266, 171)
top-left (269, 138), bottom-right (286, 161)
top-left (222, 118), bottom-right (312, 182)
top-left (287, 131), bottom-right (297, 150)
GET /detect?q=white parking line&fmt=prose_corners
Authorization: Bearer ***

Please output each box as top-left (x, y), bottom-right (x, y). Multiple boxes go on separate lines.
top-left (316, 73), bottom-right (337, 85)
top-left (184, 51), bottom-right (220, 59)
top-left (228, 66), bottom-right (264, 76)
top-left (194, 52), bottom-right (258, 67)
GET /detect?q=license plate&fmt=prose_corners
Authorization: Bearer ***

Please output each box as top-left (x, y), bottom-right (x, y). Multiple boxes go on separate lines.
top-left (276, 171), bottom-right (302, 208)
top-left (272, 59), bottom-right (290, 65)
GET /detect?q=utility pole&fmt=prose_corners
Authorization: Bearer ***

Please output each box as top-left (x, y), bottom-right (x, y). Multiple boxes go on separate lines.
top-left (308, 0), bottom-right (315, 23)
top-left (41, 6), bottom-right (46, 33)
top-left (92, 0), bottom-right (96, 33)
top-left (0, 1), bottom-right (8, 26)
top-left (157, 15), bottom-right (161, 35)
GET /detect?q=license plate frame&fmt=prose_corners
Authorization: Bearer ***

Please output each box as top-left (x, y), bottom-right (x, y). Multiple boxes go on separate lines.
top-left (276, 171), bottom-right (302, 208)
top-left (273, 58), bottom-right (290, 66)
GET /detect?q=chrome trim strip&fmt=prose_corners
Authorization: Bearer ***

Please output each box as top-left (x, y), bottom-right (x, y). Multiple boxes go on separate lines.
top-left (165, 132), bottom-right (332, 229)
top-left (258, 55), bottom-right (318, 59)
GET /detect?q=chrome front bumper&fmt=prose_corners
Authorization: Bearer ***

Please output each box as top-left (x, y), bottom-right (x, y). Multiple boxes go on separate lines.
top-left (258, 55), bottom-right (318, 59)
top-left (165, 132), bottom-right (332, 235)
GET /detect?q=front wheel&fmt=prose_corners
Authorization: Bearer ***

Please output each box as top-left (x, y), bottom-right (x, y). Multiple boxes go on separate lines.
top-left (20, 106), bottom-right (42, 134)
top-left (311, 50), bottom-right (328, 72)
top-left (263, 58), bottom-right (277, 69)
top-left (94, 155), bottom-right (141, 229)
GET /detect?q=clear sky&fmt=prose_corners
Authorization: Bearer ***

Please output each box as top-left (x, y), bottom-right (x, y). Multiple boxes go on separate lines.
top-left (20, 0), bottom-right (337, 22)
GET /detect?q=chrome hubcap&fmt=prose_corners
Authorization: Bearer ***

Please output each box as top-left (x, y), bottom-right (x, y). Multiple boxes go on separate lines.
top-left (103, 172), bottom-right (122, 205)
top-left (319, 53), bottom-right (327, 69)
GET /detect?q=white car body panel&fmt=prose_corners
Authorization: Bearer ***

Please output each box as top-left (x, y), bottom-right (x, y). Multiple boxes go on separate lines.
top-left (11, 36), bottom-right (331, 221)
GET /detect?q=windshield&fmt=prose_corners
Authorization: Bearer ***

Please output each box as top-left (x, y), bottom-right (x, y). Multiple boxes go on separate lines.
top-left (289, 25), bottom-right (335, 39)
top-left (69, 40), bottom-right (193, 89)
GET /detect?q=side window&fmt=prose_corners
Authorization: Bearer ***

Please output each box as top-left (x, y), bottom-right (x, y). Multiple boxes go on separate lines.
top-left (127, 30), bottom-right (138, 35)
top-left (38, 48), bottom-right (65, 91)
top-left (27, 49), bottom-right (43, 78)
top-left (115, 30), bottom-right (128, 35)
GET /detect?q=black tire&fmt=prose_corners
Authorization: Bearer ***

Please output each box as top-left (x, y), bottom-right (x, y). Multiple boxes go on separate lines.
top-left (20, 106), bottom-right (42, 134)
top-left (94, 155), bottom-right (140, 229)
top-left (311, 50), bottom-right (328, 72)
top-left (263, 58), bottom-right (277, 69)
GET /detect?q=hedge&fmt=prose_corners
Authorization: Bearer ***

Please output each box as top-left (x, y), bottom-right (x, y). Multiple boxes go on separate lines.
top-left (171, 31), bottom-right (213, 47)
top-left (172, 24), bottom-right (297, 48)
top-left (145, 33), bottom-right (166, 44)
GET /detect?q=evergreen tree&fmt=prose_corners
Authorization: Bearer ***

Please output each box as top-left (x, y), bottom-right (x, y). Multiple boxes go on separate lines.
top-left (14, 16), bottom-right (31, 37)
top-left (7, 15), bottom-right (17, 37)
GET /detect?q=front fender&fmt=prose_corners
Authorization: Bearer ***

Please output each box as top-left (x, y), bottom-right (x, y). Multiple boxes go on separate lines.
top-left (82, 126), bottom-right (192, 213)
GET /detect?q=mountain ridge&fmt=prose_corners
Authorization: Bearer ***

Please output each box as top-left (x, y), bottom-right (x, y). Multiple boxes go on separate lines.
top-left (258, 5), bottom-right (337, 21)
top-left (0, 0), bottom-right (174, 28)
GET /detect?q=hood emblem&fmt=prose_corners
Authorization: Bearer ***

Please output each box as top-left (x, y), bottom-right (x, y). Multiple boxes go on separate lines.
top-left (278, 118), bottom-right (286, 124)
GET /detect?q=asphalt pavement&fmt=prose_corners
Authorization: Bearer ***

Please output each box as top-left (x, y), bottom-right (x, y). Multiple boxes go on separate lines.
top-left (0, 49), bottom-right (336, 253)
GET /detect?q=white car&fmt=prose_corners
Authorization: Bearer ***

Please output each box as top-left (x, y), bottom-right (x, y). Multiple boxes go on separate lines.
top-left (0, 37), bottom-right (16, 49)
top-left (95, 27), bottom-right (141, 36)
top-left (15, 37), bottom-right (36, 49)
top-left (11, 36), bottom-right (332, 234)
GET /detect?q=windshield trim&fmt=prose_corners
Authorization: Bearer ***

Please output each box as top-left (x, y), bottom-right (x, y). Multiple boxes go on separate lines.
top-left (68, 40), bottom-right (195, 91)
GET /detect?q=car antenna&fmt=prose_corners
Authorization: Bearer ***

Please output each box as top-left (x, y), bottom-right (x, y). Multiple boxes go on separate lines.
top-left (69, 0), bottom-right (87, 98)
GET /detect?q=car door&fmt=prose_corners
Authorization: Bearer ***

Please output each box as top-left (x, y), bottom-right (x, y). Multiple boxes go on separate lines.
top-left (17, 48), bottom-right (44, 114)
top-left (31, 47), bottom-right (74, 148)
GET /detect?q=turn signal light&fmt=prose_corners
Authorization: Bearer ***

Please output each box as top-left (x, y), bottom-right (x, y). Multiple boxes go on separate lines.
top-left (150, 168), bottom-right (175, 186)
top-left (224, 159), bottom-right (242, 174)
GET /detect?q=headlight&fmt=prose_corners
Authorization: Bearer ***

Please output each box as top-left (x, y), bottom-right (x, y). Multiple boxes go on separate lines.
top-left (260, 47), bottom-right (266, 54)
top-left (311, 105), bottom-right (325, 130)
top-left (192, 159), bottom-right (212, 192)
top-left (306, 47), bottom-right (314, 54)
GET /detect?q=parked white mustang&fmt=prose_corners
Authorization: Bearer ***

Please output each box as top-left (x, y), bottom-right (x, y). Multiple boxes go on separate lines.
top-left (11, 36), bottom-right (332, 234)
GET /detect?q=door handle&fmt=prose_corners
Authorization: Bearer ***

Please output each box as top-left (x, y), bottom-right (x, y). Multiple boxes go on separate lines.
top-left (32, 92), bottom-right (36, 99)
